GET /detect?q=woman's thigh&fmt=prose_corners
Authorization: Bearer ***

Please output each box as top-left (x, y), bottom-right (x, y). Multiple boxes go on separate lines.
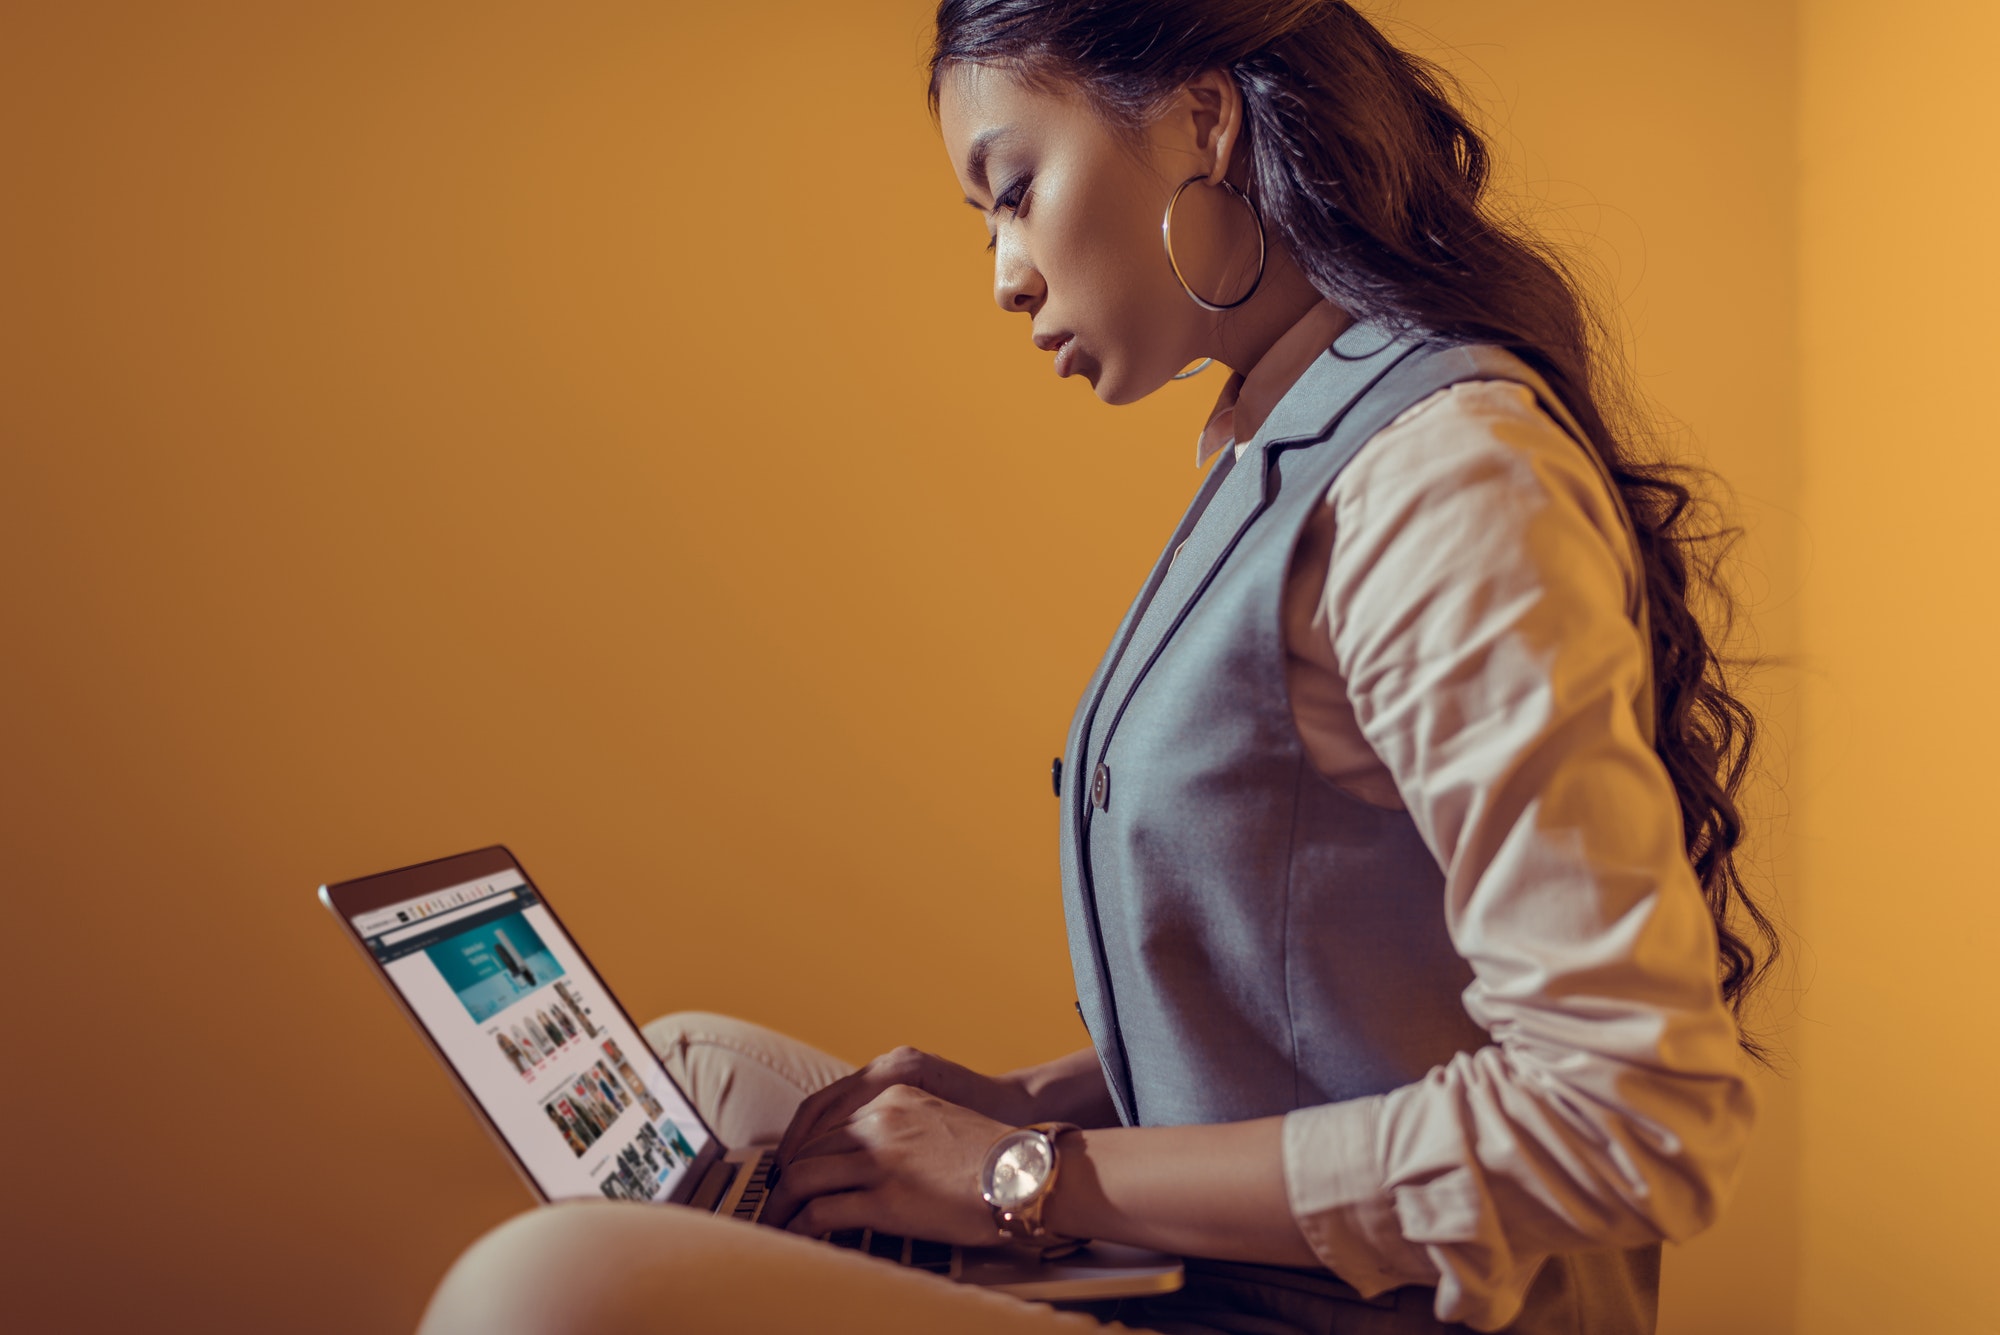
top-left (417, 1201), bottom-right (1131, 1335)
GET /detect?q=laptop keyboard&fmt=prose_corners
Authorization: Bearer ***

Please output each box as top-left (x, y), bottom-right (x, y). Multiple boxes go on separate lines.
top-left (729, 1150), bottom-right (953, 1274)
top-left (828, 1228), bottom-right (955, 1274)
top-left (729, 1151), bottom-right (778, 1221)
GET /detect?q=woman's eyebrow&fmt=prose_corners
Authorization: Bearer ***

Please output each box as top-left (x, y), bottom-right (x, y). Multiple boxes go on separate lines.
top-left (960, 127), bottom-right (1015, 204)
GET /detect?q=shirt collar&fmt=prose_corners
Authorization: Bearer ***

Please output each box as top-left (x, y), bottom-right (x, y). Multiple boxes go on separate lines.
top-left (1194, 299), bottom-right (1353, 467)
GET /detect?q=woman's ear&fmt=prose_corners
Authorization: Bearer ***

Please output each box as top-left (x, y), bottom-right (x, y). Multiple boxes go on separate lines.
top-left (1180, 67), bottom-right (1246, 185)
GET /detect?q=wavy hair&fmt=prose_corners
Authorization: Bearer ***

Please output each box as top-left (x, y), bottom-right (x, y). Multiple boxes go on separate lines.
top-left (930, 0), bottom-right (1779, 1057)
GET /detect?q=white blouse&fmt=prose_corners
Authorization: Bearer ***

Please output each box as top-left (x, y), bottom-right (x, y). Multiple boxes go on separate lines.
top-left (1194, 303), bottom-right (1755, 1330)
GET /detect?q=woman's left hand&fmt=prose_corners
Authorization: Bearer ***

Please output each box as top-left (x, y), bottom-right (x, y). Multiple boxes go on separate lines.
top-left (759, 1084), bottom-right (1015, 1246)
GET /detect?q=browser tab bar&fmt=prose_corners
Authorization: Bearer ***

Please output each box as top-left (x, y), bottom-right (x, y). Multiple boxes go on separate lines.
top-left (353, 869), bottom-right (527, 941)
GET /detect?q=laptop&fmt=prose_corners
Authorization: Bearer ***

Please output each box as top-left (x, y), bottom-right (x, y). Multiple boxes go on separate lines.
top-left (319, 844), bottom-right (1183, 1301)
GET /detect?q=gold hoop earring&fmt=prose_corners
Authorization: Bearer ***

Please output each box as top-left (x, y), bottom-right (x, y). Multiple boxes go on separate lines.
top-left (1171, 358), bottom-right (1213, 380)
top-left (1161, 175), bottom-right (1267, 312)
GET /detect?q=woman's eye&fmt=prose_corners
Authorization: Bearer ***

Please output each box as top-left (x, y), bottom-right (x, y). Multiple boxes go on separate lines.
top-left (983, 177), bottom-right (1032, 252)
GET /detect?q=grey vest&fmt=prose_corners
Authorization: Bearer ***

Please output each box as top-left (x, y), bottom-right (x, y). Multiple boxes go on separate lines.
top-left (1057, 323), bottom-right (1660, 1334)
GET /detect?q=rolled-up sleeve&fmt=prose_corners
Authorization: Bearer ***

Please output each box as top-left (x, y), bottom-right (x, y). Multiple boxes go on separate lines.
top-left (1278, 381), bottom-right (1756, 1331)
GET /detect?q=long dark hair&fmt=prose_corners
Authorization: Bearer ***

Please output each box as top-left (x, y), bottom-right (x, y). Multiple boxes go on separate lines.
top-left (930, 0), bottom-right (1779, 1056)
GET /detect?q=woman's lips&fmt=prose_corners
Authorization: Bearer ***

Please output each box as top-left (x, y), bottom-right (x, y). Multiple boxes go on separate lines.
top-left (1053, 335), bottom-right (1078, 378)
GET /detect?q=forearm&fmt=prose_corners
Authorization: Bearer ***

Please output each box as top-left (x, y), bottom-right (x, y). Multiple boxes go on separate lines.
top-left (1043, 1118), bottom-right (1320, 1267)
top-left (998, 1046), bottom-right (1119, 1128)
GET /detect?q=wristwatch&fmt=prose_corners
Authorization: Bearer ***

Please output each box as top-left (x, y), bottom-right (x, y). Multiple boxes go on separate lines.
top-left (979, 1121), bottom-right (1084, 1249)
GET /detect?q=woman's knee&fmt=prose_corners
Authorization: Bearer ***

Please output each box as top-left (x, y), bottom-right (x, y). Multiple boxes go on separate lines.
top-left (642, 1010), bottom-right (826, 1070)
top-left (641, 1011), bottom-right (854, 1147)
top-left (640, 1010), bottom-right (743, 1067)
top-left (418, 1202), bottom-right (709, 1335)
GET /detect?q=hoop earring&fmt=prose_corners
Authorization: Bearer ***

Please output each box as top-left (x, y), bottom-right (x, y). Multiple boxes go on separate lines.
top-left (1161, 175), bottom-right (1267, 312)
top-left (1171, 358), bottom-right (1213, 380)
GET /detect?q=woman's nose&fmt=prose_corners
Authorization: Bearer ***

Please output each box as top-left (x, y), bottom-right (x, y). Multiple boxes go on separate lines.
top-left (993, 239), bottom-right (1045, 316)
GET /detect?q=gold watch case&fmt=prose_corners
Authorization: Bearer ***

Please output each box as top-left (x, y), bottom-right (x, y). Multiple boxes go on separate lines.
top-left (979, 1120), bottom-right (1081, 1245)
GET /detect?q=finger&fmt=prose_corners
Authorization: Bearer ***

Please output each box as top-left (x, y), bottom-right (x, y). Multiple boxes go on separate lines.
top-left (760, 1149), bottom-right (877, 1231)
top-left (784, 1188), bottom-right (879, 1239)
top-left (774, 1072), bottom-right (861, 1166)
top-left (776, 1071), bottom-right (884, 1167)
top-left (790, 1123), bottom-right (868, 1163)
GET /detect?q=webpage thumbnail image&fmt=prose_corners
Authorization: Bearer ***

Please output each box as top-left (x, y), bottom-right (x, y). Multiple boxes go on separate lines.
top-left (599, 1119), bottom-right (699, 1202)
top-left (541, 1041), bottom-right (667, 1157)
top-left (493, 981), bottom-right (601, 1077)
top-left (425, 911), bottom-right (564, 1023)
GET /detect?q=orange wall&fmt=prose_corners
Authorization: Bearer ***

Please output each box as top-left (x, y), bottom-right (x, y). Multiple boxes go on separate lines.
top-left (0, 3), bottom-right (1801, 1331)
top-left (1796, 2), bottom-right (2000, 1332)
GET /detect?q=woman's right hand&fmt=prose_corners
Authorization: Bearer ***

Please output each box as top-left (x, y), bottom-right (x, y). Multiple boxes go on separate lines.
top-left (773, 1046), bottom-right (1035, 1172)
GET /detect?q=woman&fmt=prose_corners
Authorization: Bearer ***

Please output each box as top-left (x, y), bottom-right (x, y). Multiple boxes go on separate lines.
top-left (420, 2), bottom-right (1774, 1331)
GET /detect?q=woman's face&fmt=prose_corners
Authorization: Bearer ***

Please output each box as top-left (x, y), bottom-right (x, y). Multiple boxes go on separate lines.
top-left (936, 63), bottom-right (1252, 405)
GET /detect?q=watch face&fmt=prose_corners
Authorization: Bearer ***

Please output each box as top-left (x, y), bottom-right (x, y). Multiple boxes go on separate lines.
top-left (984, 1130), bottom-right (1054, 1210)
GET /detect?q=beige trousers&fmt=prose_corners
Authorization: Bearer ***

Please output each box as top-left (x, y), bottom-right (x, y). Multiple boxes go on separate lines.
top-left (414, 1012), bottom-right (1137, 1335)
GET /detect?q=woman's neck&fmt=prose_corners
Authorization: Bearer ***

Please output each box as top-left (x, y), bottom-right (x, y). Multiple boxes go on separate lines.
top-left (1208, 247), bottom-right (1333, 376)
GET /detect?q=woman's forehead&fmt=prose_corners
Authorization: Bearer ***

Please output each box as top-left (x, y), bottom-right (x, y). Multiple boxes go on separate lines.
top-left (938, 64), bottom-right (1103, 181)
top-left (939, 63), bottom-right (1028, 139)
top-left (942, 64), bottom-right (1102, 137)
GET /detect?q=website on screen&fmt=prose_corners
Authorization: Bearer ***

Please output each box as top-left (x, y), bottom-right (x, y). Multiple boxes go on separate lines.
top-left (355, 871), bottom-right (710, 1202)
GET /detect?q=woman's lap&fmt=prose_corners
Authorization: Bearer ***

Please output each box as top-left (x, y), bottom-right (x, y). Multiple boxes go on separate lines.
top-left (416, 1198), bottom-right (1126, 1335)
top-left (415, 1012), bottom-right (1134, 1335)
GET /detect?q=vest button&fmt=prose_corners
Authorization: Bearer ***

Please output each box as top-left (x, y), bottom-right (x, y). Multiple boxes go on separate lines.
top-left (1051, 757), bottom-right (1062, 797)
top-left (1091, 762), bottom-right (1110, 810)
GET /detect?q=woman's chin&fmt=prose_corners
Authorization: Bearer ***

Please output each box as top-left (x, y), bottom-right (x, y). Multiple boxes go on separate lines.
top-left (1090, 364), bottom-right (1148, 406)
top-left (1095, 365), bottom-right (1180, 407)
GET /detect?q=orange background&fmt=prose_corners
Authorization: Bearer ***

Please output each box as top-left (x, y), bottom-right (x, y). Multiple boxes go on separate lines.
top-left (0, 2), bottom-right (1988, 1332)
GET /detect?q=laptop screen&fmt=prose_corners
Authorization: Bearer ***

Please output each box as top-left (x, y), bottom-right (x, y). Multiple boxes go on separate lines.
top-left (350, 868), bottom-right (713, 1203)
